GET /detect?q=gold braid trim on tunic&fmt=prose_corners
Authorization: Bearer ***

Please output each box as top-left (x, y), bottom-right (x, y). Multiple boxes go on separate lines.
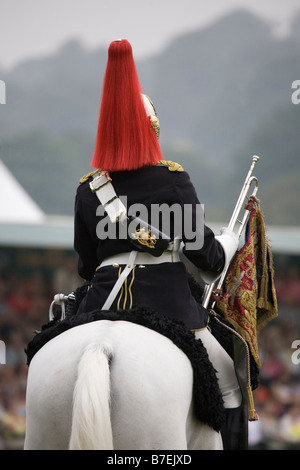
top-left (79, 161), bottom-right (184, 184)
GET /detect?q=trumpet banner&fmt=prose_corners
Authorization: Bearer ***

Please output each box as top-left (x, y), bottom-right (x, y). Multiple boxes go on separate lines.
top-left (217, 204), bottom-right (278, 368)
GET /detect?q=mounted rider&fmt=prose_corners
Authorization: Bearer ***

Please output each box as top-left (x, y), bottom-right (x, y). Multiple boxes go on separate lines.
top-left (71, 39), bottom-right (248, 449)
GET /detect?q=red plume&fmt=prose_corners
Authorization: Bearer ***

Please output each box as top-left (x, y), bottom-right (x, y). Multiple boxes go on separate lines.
top-left (91, 39), bottom-right (162, 171)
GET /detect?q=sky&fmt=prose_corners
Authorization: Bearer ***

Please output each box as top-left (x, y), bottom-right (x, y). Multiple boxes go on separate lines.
top-left (1, 0), bottom-right (300, 69)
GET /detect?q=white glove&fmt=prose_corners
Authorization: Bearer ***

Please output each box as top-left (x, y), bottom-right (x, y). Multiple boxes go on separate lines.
top-left (197, 227), bottom-right (239, 285)
top-left (215, 227), bottom-right (239, 269)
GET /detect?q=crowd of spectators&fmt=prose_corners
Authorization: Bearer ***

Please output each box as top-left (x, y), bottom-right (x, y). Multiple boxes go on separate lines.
top-left (249, 263), bottom-right (300, 450)
top-left (0, 248), bottom-right (300, 450)
top-left (0, 249), bottom-right (82, 450)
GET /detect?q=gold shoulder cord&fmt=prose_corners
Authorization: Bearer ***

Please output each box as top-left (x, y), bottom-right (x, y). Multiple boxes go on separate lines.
top-left (157, 160), bottom-right (184, 172)
top-left (80, 162), bottom-right (184, 184)
top-left (79, 169), bottom-right (101, 184)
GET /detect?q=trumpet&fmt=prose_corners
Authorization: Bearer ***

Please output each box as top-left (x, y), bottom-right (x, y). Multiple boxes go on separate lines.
top-left (202, 155), bottom-right (260, 309)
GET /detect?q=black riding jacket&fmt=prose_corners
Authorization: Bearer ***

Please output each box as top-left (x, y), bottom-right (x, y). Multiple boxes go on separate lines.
top-left (74, 162), bottom-right (224, 329)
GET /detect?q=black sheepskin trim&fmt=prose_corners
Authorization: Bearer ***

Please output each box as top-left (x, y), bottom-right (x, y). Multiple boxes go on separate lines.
top-left (25, 306), bottom-right (225, 431)
top-left (208, 312), bottom-right (259, 390)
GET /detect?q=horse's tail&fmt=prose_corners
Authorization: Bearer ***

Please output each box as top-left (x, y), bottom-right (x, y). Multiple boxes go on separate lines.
top-left (69, 342), bottom-right (114, 450)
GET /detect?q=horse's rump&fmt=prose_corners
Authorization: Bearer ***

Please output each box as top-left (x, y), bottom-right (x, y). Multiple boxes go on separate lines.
top-left (25, 307), bottom-right (225, 431)
top-left (25, 320), bottom-right (220, 450)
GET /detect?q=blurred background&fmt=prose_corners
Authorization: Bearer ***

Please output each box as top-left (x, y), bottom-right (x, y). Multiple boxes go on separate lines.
top-left (0, 0), bottom-right (300, 450)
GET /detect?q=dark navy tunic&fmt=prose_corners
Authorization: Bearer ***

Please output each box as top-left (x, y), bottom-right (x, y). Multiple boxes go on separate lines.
top-left (74, 163), bottom-right (224, 329)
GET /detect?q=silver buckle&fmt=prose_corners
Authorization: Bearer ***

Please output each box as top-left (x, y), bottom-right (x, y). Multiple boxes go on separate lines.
top-left (89, 171), bottom-right (111, 193)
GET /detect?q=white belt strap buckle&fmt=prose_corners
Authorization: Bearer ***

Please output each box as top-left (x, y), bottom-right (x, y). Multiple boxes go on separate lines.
top-left (90, 171), bottom-right (127, 223)
top-left (89, 171), bottom-right (111, 192)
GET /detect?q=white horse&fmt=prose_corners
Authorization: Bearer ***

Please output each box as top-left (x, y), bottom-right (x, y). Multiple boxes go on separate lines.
top-left (24, 320), bottom-right (223, 450)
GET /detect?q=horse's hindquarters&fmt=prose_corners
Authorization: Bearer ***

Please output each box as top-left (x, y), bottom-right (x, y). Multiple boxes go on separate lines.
top-left (25, 320), bottom-right (222, 450)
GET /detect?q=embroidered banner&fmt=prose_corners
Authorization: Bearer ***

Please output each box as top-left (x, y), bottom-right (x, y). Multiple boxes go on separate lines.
top-left (217, 204), bottom-right (278, 368)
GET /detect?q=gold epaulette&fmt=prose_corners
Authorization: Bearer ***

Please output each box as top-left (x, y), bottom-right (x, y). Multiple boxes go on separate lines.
top-left (157, 160), bottom-right (184, 172)
top-left (79, 169), bottom-right (100, 184)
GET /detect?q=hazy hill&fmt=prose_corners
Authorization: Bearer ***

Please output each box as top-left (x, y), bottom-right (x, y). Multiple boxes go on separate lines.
top-left (0, 10), bottom-right (299, 225)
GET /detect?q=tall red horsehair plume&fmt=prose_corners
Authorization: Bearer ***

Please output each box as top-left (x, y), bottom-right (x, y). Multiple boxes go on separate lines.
top-left (91, 39), bottom-right (162, 171)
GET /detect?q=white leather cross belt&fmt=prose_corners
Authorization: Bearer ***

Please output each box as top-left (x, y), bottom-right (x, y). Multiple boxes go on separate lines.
top-left (99, 250), bottom-right (180, 269)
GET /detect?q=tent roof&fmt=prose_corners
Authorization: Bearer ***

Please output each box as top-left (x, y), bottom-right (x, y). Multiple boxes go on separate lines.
top-left (0, 159), bottom-right (45, 224)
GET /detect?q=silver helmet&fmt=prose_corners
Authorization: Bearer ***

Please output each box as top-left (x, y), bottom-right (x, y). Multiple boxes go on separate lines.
top-left (142, 94), bottom-right (160, 139)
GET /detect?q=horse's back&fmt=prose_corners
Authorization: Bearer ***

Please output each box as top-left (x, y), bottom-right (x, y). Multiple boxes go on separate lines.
top-left (25, 320), bottom-right (194, 450)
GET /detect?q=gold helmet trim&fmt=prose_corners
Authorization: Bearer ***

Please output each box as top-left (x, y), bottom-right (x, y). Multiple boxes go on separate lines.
top-left (142, 94), bottom-right (160, 139)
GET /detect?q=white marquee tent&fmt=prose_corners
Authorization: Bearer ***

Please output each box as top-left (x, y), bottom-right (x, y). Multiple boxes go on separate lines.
top-left (0, 159), bottom-right (45, 224)
top-left (0, 160), bottom-right (73, 248)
